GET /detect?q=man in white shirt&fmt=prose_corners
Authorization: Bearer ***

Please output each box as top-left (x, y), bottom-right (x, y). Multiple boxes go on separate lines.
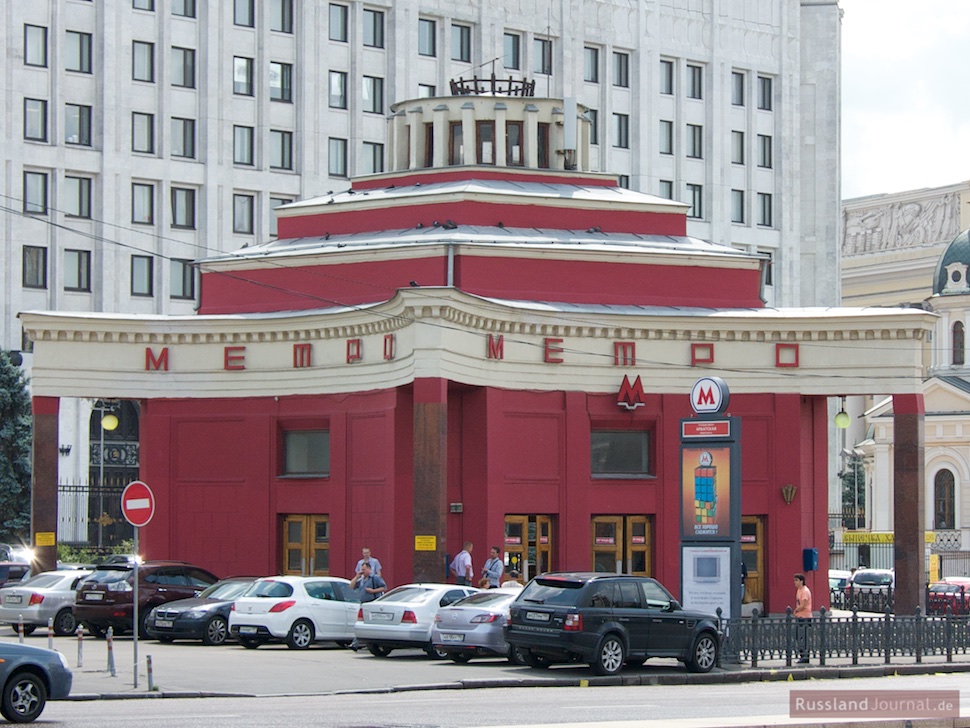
top-left (450, 542), bottom-right (474, 585)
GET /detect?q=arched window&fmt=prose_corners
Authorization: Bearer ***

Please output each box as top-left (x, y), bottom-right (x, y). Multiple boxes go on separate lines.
top-left (953, 321), bottom-right (965, 366)
top-left (935, 469), bottom-right (955, 530)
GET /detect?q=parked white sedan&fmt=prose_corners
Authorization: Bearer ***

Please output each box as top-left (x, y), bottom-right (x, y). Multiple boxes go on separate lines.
top-left (354, 583), bottom-right (478, 658)
top-left (0, 570), bottom-right (91, 636)
top-left (228, 576), bottom-right (358, 649)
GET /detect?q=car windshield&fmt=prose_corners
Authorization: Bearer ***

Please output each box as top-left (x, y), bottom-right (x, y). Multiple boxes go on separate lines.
top-left (199, 580), bottom-right (253, 599)
top-left (15, 574), bottom-right (64, 589)
top-left (853, 572), bottom-right (892, 586)
top-left (378, 586), bottom-right (433, 603)
top-left (245, 580), bottom-right (294, 598)
top-left (519, 578), bottom-right (586, 605)
top-left (451, 591), bottom-right (515, 608)
top-left (85, 568), bottom-right (132, 584)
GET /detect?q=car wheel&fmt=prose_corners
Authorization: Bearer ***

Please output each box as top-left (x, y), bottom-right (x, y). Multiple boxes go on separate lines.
top-left (286, 619), bottom-right (315, 649)
top-left (335, 640), bottom-right (352, 648)
top-left (239, 636), bottom-right (263, 649)
top-left (426, 644), bottom-right (449, 660)
top-left (508, 645), bottom-right (528, 666)
top-left (523, 651), bottom-right (552, 669)
top-left (0, 669), bottom-right (48, 723)
top-left (591, 634), bottom-right (625, 676)
top-left (202, 616), bottom-right (229, 646)
top-left (158, 637), bottom-right (175, 644)
top-left (15, 625), bottom-right (36, 637)
top-left (138, 610), bottom-right (152, 639)
top-left (449, 653), bottom-right (472, 664)
top-left (687, 632), bottom-right (718, 673)
top-left (53, 608), bottom-right (78, 637)
top-left (84, 623), bottom-right (106, 639)
top-left (368, 644), bottom-right (393, 657)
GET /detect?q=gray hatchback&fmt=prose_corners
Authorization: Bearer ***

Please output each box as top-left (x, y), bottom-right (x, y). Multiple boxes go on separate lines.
top-left (0, 641), bottom-right (72, 723)
top-left (506, 572), bottom-right (722, 675)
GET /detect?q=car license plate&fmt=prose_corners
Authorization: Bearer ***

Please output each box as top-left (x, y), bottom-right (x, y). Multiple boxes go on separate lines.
top-left (440, 633), bottom-right (463, 642)
top-left (154, 619), bottom-right (173, 628)
top-left (526, 611), bottom-right (549, 622)
top-left (85, 593), bottom-right (104, 601)
top-left (239, 626), bottom-right (257, 634)
top-left (371, 612), bottom-right (394, 622)
top-left (4, 595), bottom-right (21, 605)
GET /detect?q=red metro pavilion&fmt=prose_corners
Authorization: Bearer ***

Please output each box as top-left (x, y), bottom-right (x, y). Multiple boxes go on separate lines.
top-left (21, 83), bottom-right (932, 614)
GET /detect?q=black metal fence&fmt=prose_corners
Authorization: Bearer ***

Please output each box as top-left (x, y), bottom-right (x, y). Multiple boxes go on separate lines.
top-left (723, 606), bottom-right (970, 667)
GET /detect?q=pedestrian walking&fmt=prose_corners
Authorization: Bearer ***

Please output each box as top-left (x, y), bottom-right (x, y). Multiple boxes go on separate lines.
top-left (793, 572), bottom-right (813, 664)
top-left (354, 547), bottom-right (382, 577)
top-left (450, 542), bottom-right (474, 585)
top-left (480, 546), bottom-right (504, 588)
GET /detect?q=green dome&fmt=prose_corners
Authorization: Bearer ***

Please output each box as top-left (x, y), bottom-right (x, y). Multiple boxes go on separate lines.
top-left (934, 229), bottom-right (970, 295)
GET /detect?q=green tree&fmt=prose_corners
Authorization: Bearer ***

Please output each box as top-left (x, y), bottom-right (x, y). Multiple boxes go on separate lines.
top-left (841, 458), bottom-right (866, 530)
top-left (0, 351), bottom-right (31, 543)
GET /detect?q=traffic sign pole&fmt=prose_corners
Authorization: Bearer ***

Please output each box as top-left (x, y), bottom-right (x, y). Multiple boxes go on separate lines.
top-left (121, 481), bottom-right (155, 691)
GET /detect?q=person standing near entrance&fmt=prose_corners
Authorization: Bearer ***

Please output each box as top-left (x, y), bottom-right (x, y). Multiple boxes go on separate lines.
top-left (354, 547), bottom-right (382, 578)
top-left (348, 562), bottom-right (386, 651)
top-left (793, 573), bottom-right (813, 664)
top-left (480, 546), bottom-right (504, 588)
top-left (450, 542), bottom-right (473, 585)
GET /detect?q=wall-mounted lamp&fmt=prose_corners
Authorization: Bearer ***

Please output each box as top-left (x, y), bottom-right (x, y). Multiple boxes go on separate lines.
top-left (834, 396), bottom-right (850, 429)
top-left (781, 483), bottom-right (797, 505)
top-left (58, 444), bottom-right (72, 456)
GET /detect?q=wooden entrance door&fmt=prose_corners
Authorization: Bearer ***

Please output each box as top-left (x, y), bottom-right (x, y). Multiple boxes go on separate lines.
top-left (282, 515), bottom-right (330, 576)
top-left (591, 516), bottom-right (653, 575)
top-left (504, 515), bottom-right (555, 582)
top-left (741, 515), bottom-right (764, 604)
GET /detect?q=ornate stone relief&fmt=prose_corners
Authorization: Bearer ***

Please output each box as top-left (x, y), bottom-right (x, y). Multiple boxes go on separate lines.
top-left (842, 192), bottom-right (960, 255)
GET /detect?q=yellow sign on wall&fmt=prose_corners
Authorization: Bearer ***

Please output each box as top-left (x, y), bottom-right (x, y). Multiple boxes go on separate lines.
top-left (841, 531), bottom-right (936, 544)
top-left (35, 532), bottom-right (55, 547)
top-left (414, 535), bottom-right (437, 551)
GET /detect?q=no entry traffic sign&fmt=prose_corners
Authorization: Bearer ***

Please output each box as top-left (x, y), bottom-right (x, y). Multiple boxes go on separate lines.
top-left (121, 480), bottom-right (155, 528)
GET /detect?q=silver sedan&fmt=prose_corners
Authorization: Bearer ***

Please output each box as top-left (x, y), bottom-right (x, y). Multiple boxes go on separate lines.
top-left (431, 589), bottom-right (524, 663)
top-left (0, 570), bottom-right (91, 636)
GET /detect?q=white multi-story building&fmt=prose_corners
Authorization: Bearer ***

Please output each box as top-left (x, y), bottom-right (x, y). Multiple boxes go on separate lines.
top-left (2, 0), bottom-right (842, 542)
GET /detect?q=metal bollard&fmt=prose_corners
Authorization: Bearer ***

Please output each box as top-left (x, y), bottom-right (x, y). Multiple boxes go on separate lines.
top-left (48, 617), bottom-right (54, 651)
top-left (146, 654), bottom-right (154, 691)
top-left (106, 626), bottom-right (116, 677)
top-left (17, 614), bottom-right (24, 644)
top-left (76, 626), bottom-right (84, 668)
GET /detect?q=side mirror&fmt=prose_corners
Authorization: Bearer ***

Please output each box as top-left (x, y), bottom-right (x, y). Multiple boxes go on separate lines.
top-left (666, 600), bottom-right (681, 612)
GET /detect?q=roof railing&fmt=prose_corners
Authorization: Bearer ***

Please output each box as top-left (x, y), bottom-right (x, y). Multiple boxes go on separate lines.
top-left (449, 74), bottom-right (535, 97)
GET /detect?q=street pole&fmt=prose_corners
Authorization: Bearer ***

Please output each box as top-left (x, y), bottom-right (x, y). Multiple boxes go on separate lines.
top-left (97, 407), bottom-right (104, 549)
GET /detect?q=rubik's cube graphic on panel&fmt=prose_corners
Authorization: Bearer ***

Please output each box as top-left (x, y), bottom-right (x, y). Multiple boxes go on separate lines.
top-left (694, 462), bottom-right (717, 524)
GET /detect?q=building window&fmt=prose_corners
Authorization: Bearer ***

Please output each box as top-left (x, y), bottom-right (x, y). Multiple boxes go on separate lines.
top-left (64, 249), bottom-right (91, 292)
top-left (132, 41), bottom-right (155, 82)
top-left (171, 47), bottom-right (195, 87)
top-left (586, 109), bottom-right (598, 145)
top-left (757, 192), bottom-right (773, 227)
top-left (132, 112), bottom-right (155, 153)
top-left (362, 141), bottom-right (384, 174)
top-left (171, 259), bottom-right (195, 300)
top-left (328, 137), bottom-right (347, 177)
top-left (591, 430), bottom-right (652, 477)
top-left (659, 119), bottom-right (673, 155)
top-left (583, 46), bottom-right (599, 83)
top-left (363, 9), bottom-right (384, 48)
top-left (761, 250), bottom-right (774, 286)
top-left (757, 134), bottom-right (772, 168)
top-left (686, 183), bottom-right (702, 219)
top-left (418, 84), bottom-right (436, 98)
top-left (233, 56), bottom-right (254, 95)
top-left (22, 246), bottom-right (47, 289)
top-left (452, 24), bottom-right (471, 62)
top-left (171, 186), bottom-right (195, 228)
top-left (328, 71), bottom-right (347, 108)
top-left (758, 75), bottom-right (773, 110)
top-left (506, 121), bottom-right (523, 166)
top-left (732, 71), bottom-right (744, 106)
top-left (131, 255), bottom-right (154, 296)
top-left (476, 121), bottom-right (495, 164)
top-left (329, 4), bottom-right (348, 42)
top-left (534, 37), bottom-right (552, 75)
top-left (23, 171), bottom-right (48, 214)
top-left (171, 117), bottom-right (195, 158)
top-left (270, 130), bottom-right (293, 170)
top-left (270, 0), bottom-right (293, 32)
top-left (172, 0), bottom-right (196, 18)
top-left (731, 130), bottom-right (744, 165)
top-left (659, 180), bottom-right (673, 199)
top-left (133, 0), bottom-right (154, 10)
top-left (448, 122), bottom-right (463, 165)
top-left (132, 182), bottom-right (154, 224)
top-left (503, 32), bottom-right (520, 69)
top-left (270, 196), bottom-right (291, 237)
top-left (25, 25), bottom-right (47, 67)
top-left (233, 193), bottom-right (254, 233)
top-left (270, 62), bottom-right (292, 102)
top-left (66, 104), bottom-right (92, 146)
top-left (65, 31), bottom-right (92, 73)
top-left (731, 189), bottom-right (745, 224)
top-left (233, 125), bottom-right (254, 165)
top-left (935, 469), bottom-right (955, 530)
top-left (687, 64), bottom-right (702, 99)
top-left (283, 430), bottom-right (330, 476)
top-left (419, 19), bottom-right (436, 56)
top-left (234, 0), bottom-right (254, 27)
top-left (686, 123), bottom-right (702, 158)
top-left (613, 51), bottom-right (629, 87)
top-left (24, 99), bottom-right (48, 142)
top-left (64, 176), bottom-right (92, 218)
top-left (659, 59), bottom-right (673, 95)
top-left (954, 322), bottom-right (966, 366)
top-left (362, 76), bottom-right (384, 114)
top-left (613, 113), bottom-right (629, 149)
top-left (618, 175), bottom-right (629, 189)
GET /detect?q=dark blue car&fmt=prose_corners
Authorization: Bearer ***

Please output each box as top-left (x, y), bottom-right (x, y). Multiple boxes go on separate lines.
top-left (145, 577), bottom-right (257, 645)
top-left (0, 641), bottom-right (72, 723)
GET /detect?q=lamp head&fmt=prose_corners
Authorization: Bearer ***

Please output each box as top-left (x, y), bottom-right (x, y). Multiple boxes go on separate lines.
top-left (101, 413), bottom-right (119, 431)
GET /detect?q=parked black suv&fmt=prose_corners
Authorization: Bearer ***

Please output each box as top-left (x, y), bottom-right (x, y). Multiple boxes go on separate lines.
top-left (506, 572), bottom-right (722, 675)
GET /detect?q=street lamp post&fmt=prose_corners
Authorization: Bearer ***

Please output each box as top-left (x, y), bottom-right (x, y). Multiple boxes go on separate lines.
top-left (95, 402), bottom-right (119, 549)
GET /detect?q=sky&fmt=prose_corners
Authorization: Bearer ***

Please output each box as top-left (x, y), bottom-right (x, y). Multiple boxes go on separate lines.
top-left (840, 0), bottom-right (970, 199)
